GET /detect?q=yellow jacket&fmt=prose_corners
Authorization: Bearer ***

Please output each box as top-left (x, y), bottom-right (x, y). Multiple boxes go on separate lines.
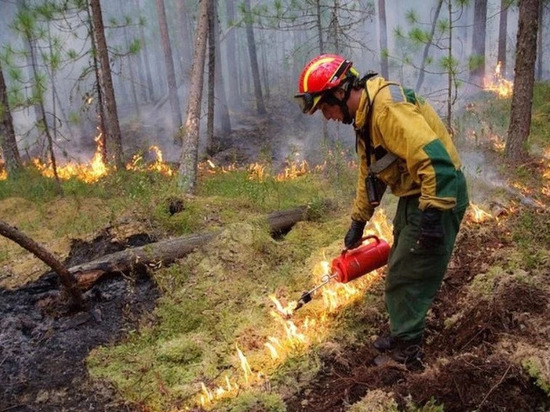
top-left (351, 77), bottom-right (464, 222)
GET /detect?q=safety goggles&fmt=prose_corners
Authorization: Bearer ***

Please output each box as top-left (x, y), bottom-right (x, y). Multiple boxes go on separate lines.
top-left (294, 92), bottom-right (324, 114)
top-left (294, 91), bottom-right (343, 114)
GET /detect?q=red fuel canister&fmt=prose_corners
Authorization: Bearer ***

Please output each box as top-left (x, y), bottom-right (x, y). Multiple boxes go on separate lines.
top-left (331, 235), bottom-right (390, 283)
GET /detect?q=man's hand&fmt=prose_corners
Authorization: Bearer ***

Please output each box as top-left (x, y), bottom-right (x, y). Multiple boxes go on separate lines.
top-left (344, 220), bottom-right (366, 249)
top-left (417, 208), bottom-right (444, 249)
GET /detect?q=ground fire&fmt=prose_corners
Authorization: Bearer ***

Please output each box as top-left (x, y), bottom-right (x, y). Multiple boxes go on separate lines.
top-left (197, 210), bottom-right (393, 409)
top-left (484, 62), bottom-right (513, 98)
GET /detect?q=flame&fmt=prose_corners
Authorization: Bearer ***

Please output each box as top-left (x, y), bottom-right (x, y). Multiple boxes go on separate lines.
top-left (468, 202), bottom-right (493, 223)
top-left (247, 162), bottom-right (267, 181)
top-left (0, 168), bottom-right (6, 181)
top-left (484, 62), bottom-right (513, 98)
top-left (194, 209), bottom-right (392, 409)
top-left (27, 138), bottom-right (174, 183)
top-left (276, 160), bottom-right (309, 181)
top-left (236, 345), bottom-right (253, 383)
top-left (126, 145), bottom-right (174, 176)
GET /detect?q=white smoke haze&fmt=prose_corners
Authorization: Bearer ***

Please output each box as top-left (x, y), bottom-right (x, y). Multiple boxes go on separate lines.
top-left (0, 0), bottom-right (548, 182)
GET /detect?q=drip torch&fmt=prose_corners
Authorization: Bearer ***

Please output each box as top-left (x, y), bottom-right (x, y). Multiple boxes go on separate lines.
top-left (294, 235), bottom-right (391, 311)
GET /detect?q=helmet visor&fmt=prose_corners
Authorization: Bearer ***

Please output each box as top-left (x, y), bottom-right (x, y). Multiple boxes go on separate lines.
top-left (294, 92), bottom-right (323, 114)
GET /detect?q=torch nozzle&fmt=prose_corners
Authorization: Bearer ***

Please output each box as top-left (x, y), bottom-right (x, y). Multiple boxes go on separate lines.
top-left (292, 273), bottom-right (337, 312)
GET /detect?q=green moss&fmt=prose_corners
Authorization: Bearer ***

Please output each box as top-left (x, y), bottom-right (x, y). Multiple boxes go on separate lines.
top-left (522, 357), bottom-right (550, 395)
top-left (220, 390), bottom-right (287, 412)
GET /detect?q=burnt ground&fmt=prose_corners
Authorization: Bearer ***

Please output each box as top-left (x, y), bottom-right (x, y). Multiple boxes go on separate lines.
top-left (0, 233), bottom-right (159, 412)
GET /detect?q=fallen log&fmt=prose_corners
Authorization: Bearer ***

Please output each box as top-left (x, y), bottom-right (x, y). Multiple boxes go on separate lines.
top-left (69, 204), bottom-right (318, 289)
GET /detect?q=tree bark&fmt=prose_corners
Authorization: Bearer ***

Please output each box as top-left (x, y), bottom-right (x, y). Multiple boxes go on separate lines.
top-left (415, 0), bottom-right (443, 91)
top-left (224, 0), bottom-right (242, 107)
top-left (243, 0), bottom-right (266, 115)
top-left (155, 0), bottom-right (183, 133)
top-left (0, 220), bottom-right (84, 309)
top-left (178, 0), bottom-right (209, 194)
top-left (0, 62), bottom-right (23, 175)
top-left (378, 0), bottom-right (389, 78)
top-left (213, 1), bottom-right (231, 136)
top-left (135, 0), bottom-right (154, 102)
top-left (67, 205), bottom-right (318, 287)
top-left (470, 0), bottom-right (488, 85)
top-left (497, 0), bottom-right (509, 76)
top-left (506, 0), bottom-right (540, 162)
top-left (536, 0), bottom-right (544, 80)
top-left (207, 0), bottom-right (216, 152)
top-left (89, 0), bottom-right (124, 169)
top-left (176, 0), bottom-right (193, 83)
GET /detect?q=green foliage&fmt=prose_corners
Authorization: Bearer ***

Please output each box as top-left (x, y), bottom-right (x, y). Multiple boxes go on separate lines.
top-left (406, 10), bottom-right (419, 24)
top-left (0, 168), bottom-right (64, 202)
top-left (439, 55), bottom-right (459, 73)
top-left (128, 38), bottom-right (141, 55)
top-left (409, 27), bottom-right (430, 44)
top-left (468, 54), bottom-right (485, 72)
top-left (436, 18), bottom-right (450, 34)
top-left (522, 358), bottom-right (550, 394)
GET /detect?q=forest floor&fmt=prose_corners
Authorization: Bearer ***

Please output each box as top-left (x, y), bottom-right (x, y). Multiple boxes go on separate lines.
top-left (1, 97), bottom-right (550, 412)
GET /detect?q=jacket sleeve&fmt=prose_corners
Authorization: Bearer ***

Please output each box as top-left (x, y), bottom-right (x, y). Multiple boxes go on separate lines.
top-left (351, 138), bottom-right (377, 222)
top-left (375, 102), bottom-right (458, 211)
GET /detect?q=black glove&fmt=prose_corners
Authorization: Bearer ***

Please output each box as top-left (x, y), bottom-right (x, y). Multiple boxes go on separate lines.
top-left (417, 208), bottom-right (444, 249)
top-left (344, 220), bottom-right (366, 249)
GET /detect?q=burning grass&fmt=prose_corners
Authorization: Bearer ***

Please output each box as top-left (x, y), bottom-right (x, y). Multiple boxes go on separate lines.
top-left (86, 206), bottom-right (395, 411)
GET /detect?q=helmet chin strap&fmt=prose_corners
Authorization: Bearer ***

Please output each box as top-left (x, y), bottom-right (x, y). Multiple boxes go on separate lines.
top-left (338, 80), bottom-right (354, 124)
top-left (322, 78), bottom-right (355, 123)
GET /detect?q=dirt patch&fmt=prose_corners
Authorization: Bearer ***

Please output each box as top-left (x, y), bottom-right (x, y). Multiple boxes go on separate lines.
top-left (0, 233), bottom-right (159, 412)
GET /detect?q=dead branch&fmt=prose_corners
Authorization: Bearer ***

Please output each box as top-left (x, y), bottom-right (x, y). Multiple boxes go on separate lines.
top-left (0, 219), bottom-right (84, 309)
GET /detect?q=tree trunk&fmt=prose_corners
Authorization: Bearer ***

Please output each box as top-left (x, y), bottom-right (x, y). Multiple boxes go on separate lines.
top-left (224, 0), bottom-right (241, 108)
top-left (122, 19), bottom-right (140, 118)
top-left (378, 0), bottom-right (389, 78)
top-left (536, 0), bottom-right (544, 80)
top-left (155, 0), bottom-right (183, 135)
top-left (0, 220), bottom-right (84, 310)
top-left (497, 0), bottom-right (509, 76)
top-left (470, 0), bottom-right (488, 85)
top-left (214, 1), bottom-right (231, 136)
top-left (207, 0), bottom-right (216, 153)
top-left (0, 62), bottom-right (23, 175)
top-left (178, 0), bottom-right (209, 194)
top-left (26, 33), bottom-right (63, 194)
top-left (415, 0), bottom-right (443, 91)
top-left (135, 0), bottom-right (154, 102)
top-left (316, 0), bottom-right (324, 53)
top-left (176, 0), bottom-right (193, 85)
top-left (505, 0), bottom-right (540, 162)
top-left (89, 0), bottom-right (124, 169)
top-left (243, 0), bottom-right (266, 115)
top-left (447, 0), bottom-right (453, 129)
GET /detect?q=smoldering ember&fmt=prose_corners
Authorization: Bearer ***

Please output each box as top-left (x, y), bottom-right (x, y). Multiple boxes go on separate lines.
top-left (1, 1), bottom-right (550, 412)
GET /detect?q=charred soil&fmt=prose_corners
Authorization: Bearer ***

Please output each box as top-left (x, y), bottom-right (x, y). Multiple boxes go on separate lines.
top-left (0, 233), bottom-right (159, 412)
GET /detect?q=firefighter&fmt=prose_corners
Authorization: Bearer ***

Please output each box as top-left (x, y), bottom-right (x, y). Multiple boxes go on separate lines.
top-left (294, 54), bottom-right (469, 366)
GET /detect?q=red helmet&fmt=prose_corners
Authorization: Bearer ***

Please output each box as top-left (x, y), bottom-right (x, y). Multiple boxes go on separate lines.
top-left (294, 54), bottom-right (358, 114)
